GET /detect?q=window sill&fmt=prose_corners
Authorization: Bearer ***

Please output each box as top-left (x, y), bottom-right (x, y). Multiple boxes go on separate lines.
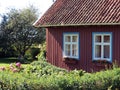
top-left (63, 57), bottom-right (78, 64)
top-left (92, 60), bottom-right (111, 64)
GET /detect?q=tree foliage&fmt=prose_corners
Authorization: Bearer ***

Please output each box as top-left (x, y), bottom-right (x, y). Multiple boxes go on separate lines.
top-left (0, 6), bottom-right (45, 57)
top-left (0, 15), bottom-right (13, 57)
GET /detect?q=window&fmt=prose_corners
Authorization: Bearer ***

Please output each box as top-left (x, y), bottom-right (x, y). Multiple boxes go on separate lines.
top-left (63, 33), bottom-right (79, 59)
top-left (92, 32), bottom-right (112, 62)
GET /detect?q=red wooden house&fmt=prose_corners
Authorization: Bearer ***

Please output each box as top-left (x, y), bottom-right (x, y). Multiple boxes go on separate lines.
top-left (34, 0), bottom-right (120, 72)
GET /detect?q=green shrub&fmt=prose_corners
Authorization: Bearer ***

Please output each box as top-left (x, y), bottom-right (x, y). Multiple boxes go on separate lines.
top-left (109, 75), bottom-right (120, 90)
top-left (26, 48), bottom-right (40, 59)
top-left (36, 42), bottom-right (46, 61)
top-left (31, 48), bottom-right (40, 59)
top-left (24, 60), bottom-right (67, 77)
top-left (0, 60), bottom-right (120, 90)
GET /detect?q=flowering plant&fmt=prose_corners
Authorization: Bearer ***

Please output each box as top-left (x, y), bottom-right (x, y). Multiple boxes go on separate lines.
top-left (0, 62), bottom-right (23, 72)
top-left (10, 62), bottom-right (22, 72)
top-left (0, 67), bottom-right (6, 71)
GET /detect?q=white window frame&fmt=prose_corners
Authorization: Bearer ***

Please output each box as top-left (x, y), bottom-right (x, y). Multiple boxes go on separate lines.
top-left (63, 32), bottom-right (79, 59)
top-left (92, 32), bottom-right (112, 62)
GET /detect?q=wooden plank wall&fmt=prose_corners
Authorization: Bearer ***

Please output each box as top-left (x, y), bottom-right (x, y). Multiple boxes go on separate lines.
top-left (46, 25), bottom-right (120, 72)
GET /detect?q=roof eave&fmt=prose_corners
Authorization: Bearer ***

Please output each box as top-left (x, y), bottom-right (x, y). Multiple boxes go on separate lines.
top-left (34, 23), bottom-right (120, 28)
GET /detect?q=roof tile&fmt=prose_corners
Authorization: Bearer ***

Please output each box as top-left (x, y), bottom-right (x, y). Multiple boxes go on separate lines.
top-left (34, 0), bottom-right (120, 27)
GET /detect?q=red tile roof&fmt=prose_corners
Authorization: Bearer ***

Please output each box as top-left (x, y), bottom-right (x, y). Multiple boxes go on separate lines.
top-left (34, 0), bottom-right (120, 27)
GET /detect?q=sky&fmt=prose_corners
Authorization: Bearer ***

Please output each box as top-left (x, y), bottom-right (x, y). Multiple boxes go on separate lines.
top-left (0, 0), bottom-right (53, 20)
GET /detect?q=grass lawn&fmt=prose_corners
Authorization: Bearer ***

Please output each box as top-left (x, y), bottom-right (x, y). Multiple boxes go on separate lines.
top-left (0, 57), bottom-right (29, 67)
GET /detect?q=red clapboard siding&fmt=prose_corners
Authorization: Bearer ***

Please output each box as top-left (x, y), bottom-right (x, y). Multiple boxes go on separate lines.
top-left (46, 25), bottom-right (120, 72)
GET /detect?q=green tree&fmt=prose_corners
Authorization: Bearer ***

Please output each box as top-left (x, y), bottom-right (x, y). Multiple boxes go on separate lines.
top-left (0, 15), bottom-right (13, 57)
top-left (0, 15), bottom-right (8, 50)
top-left (5, 6), bottom-right (45, 57)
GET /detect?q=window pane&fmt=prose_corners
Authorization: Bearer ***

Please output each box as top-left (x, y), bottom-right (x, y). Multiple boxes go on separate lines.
top-left (72, 36), bottom-right (77, 42)
top-left (104, 35), bottom-right (110, 42)
top-left (95, 45), bottom-right (101, 58)
top-left (104, 45), bottom-right (110, 58)
top-left (65, 44), bottom-right (70, 56)
top-left (72, 44), bottom-right (78, 57)
top-left (95, 36), bottom-right (101, 42)
top-left (65, 36), bottom-right (71, 42)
